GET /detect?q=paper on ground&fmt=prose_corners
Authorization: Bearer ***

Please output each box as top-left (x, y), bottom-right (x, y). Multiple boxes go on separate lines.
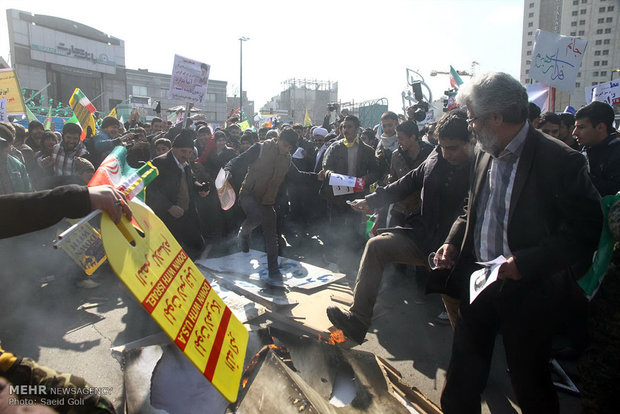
top-left (196, 249), bottom-right (345, 290)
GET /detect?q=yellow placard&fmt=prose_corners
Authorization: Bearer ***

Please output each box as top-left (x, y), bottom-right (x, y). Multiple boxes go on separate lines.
top-left (0, 69), bottom-right (26, 115)
top-left (59, 219), bottom-right (106, 275)
top-left (100, 201), bottom-right (248, 402)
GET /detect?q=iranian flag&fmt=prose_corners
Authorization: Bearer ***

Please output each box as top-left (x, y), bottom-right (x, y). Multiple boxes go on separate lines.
top-left (70, 88), bottom-right (96, 113)
top-left (88, 146), bottom-right (158, 202)
top-left (69, 88), bottom-right (97, 140)
top-left (450, 65), bottom-right (464, 89)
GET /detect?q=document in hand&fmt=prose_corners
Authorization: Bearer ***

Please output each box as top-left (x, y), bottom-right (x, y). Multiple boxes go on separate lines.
top-left (328, 173), bottom-right (364, 196)
top-left (469, 255), bottom-right (507, 304)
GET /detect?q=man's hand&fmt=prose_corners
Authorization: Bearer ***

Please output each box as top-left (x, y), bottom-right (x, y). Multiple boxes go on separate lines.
top-left (348, 199), bottom-right (369, 213)
top-left (168, 205), bottom-right (184, 218)
top-left (317, 169), bottom-right (331, 182)
top-left (433, 244), bottom-right (458, 270)
top-left (40, 156), bottom-right (53, 168)
top-left (498, 256), bottom-right (522, 280)
top-left (88, 185), bottom-right (132, 223)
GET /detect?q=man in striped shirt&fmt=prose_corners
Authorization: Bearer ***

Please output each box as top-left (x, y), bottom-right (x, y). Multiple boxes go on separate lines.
top-left (433, 72), bottom-right (602, 414)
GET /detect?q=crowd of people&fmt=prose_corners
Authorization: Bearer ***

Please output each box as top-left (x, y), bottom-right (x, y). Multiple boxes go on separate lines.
top-left (1, 71), bottom-right (620, 413)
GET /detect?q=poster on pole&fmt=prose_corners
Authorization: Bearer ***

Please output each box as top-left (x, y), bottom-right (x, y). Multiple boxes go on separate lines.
top-left (584, 80), bottom-right (620, 106)
top-left (0, 68), bottom-right (26, 116)
top-left (167, 54), bottom-right (210, 105)
top-left (529, 29), bottom-right (587, 93)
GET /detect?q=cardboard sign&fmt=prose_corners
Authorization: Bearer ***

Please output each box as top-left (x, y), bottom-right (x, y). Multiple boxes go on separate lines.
top-left (215, 168), bottom-right (236, 210)
top-left (529, 29), bottom-right (587, 93)
top-left (59, 220), bottom-right (106, 275)
top-left (0, 69), bottom-right (26, 116)
top-left (168, 54), bottom-right (210, 105)
top-left (588, 80), bottom-right (620, 106)
top-left (100, 201), bottom-right (248, 402)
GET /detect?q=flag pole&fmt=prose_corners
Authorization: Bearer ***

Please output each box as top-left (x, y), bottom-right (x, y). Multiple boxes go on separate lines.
top-left (185, 102), bottom-right (192, 128)
top-left (53, 209), bottom-right (101, 248)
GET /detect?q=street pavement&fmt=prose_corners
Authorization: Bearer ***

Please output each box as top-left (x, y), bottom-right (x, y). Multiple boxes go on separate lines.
top-left (0, 225), bottom-right (581, 413)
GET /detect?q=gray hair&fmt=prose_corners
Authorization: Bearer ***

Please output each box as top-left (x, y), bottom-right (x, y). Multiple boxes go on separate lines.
top-left (456, 72), bottom-right (528, 124)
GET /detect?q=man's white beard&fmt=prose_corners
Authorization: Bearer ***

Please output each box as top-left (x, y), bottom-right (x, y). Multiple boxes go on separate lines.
top-left (474, 130), bottom-right (502, 156)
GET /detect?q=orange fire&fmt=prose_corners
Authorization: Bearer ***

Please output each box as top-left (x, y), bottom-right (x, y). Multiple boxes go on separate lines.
top-left (319, 329), bottom-right (346, 345)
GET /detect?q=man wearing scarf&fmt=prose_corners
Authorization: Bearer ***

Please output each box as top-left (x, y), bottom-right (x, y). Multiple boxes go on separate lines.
top-left (375, 111), bottom-right (400, 183)
top-left (51, 123), bottom-right (89, 177)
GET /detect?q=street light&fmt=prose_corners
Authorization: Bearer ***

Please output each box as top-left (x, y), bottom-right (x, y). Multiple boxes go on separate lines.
top-left (239, 36), bottom-right (250, 122)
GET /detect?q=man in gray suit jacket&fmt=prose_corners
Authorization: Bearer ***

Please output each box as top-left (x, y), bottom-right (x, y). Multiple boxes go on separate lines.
top-left (433, 73), bottom-right (602, 414)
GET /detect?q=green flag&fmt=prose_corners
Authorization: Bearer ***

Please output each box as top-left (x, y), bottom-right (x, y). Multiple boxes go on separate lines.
top-left (64, 111), bottom-right (80, 125)
top-left (43, 105), bottom-right (53, 130)
top-left (25, 105), bottom-right (38, 124)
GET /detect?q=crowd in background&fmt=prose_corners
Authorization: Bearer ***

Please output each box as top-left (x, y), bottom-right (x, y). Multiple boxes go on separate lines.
top-left (1, 71), bottom-right (620, 412)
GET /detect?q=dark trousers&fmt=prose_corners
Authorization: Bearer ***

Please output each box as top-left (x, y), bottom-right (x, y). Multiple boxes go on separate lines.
top-left (239, 194), bottom-right (279, 273)
top-left (441, 281), bottom-right (559, 414)
top-left (165, 209), bottom-right (204, 259)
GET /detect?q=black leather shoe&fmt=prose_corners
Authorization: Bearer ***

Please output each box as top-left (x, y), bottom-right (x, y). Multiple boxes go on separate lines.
top-left (326, 306), bottom-right (368, 345)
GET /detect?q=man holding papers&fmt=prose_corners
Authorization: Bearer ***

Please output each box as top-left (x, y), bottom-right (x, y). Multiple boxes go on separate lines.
top-left (432, 73), bottom-right (602, 414)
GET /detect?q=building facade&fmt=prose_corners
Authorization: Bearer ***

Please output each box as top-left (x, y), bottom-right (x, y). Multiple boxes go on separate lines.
top-left (261, 79), bottom-right (338, 125)
top-left (126, 69), bottom-right (228, 125)
top-left (7, 9), bottom-right (228, 124)
top-left (7, 9), bottom-right (127, 113)
top-left (226, 92), bottom-right (255, 123)
top-left (520, 0), bottom-right (620, 110)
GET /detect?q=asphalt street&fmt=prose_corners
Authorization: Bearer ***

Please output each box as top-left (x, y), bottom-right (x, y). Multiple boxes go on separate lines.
top-left (0, 225), bottom-right (581, 413)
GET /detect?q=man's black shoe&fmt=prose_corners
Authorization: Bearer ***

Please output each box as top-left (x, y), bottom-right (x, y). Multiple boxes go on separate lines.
top-left (326, 306), bottom-right (368, 345)
top-left (238, 232), bottom-right (250, 253)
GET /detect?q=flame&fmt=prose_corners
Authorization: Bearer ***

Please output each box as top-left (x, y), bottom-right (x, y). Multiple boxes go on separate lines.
top-left (319, 329), bottom-right (347, 345)
top-left (241, 343), bottom-right (289, 389)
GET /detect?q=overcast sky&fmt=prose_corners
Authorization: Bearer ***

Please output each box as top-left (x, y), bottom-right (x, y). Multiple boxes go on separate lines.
top-left (2, 0), bottom-right (524, 113)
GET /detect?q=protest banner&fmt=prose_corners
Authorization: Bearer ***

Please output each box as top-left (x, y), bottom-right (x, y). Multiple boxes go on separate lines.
top-left (168, 54), bottom-right (210, 105)
top-left (584, 80), bottom-right (620, 106)
top-left (101, 201), bottom-right (248, 402)
top-left (529, 29), bottom-right (587, 93)
top-left (0, 97), bottom-right (7, 121)
top-left (0, 68), bottom-right (26, 116)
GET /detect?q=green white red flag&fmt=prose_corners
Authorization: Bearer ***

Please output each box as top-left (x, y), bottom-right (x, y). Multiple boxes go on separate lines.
top-left (450, 65), bottom-right (464, 89)
top-left (88, 146), bottom-right (158, 202)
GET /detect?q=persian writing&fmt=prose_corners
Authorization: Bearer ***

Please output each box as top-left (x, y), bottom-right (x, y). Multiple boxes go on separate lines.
top-left (529, 29), bottom-right (587, 94)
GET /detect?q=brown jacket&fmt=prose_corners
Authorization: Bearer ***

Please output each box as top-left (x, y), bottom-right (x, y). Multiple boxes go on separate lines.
top-left (240, 139), bottom-right (290, 205)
